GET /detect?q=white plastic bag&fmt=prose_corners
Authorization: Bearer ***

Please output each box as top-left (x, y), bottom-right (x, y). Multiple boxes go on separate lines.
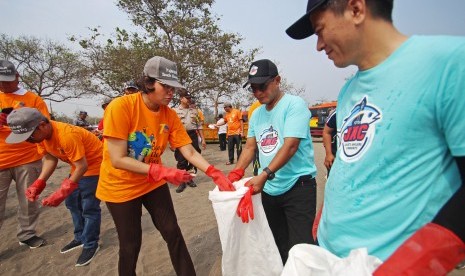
top-left (209, 177), bottom-right (283, 276)
top-left (281, 244), bottom-right (382, 276)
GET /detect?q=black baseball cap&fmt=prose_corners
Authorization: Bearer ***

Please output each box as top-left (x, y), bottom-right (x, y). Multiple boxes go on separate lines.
top-left (242, 59), bottom-right (278, 88)
top-left (286, 0), bottom-right (328, 40)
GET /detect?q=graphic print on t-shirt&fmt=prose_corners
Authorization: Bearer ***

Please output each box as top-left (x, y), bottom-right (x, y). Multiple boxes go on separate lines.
top-left (128, 131), bottom-right (153, 161)
top-left (258, 125), bottom-right (280, 156)
top-left (339, 97), bottom-right (382, 162)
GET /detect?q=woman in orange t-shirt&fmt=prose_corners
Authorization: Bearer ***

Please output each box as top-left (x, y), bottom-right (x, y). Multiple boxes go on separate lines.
top-left (97, 56), bottom-right (234, 276)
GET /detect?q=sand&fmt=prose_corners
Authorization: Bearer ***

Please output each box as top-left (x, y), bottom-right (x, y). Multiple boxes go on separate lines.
top-left (1, 142), bottom-right (462, 276)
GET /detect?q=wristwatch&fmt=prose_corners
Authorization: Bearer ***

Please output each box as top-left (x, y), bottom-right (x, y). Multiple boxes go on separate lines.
top-left (263, 167), bottom-right (275, 180)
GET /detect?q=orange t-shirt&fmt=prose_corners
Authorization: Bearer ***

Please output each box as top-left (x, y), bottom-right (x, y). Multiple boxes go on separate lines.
top-left (224, 108), bottom-right (243, 136)
top-left (37, 121), bottom-right (102, 176)
top-left (248, 100), bottom-right (262, 121)
top-left (96, 93), bottom-right (192, 203)
top-left (0, 89), bottom-right (50, 169)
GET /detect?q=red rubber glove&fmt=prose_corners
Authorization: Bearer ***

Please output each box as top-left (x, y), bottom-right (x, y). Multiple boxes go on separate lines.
top-left (42, 179), bottom-right (78, 207)
top-left (147, 163), bottom-right (192, 186)
top-left (0, 112), bottom-right (7, 127)
top-left (25, 179), bottom-right (47, 201)
top-left (374, 223), bottom-right (465, 276)
top-left (205, 165), bottom-right (236, 191)
top-left (228, 168), bottom-right (245, 183)
top-left (236, 185), bottom-right (254, 223)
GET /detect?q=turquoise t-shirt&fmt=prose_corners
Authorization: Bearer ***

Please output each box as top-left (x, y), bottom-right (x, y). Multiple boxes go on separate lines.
top-left (248, 94), bottom-right (317, 196)
top-left (318, 35), bottom-right (465, 260)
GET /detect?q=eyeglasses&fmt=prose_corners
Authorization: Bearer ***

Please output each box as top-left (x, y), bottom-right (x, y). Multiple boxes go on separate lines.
top-left (248, 77), bottom-right (275, 93)
top-left (145, 77), bottom-right (175, 91)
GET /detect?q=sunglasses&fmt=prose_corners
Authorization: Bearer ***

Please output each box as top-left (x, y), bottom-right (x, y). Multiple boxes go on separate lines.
top-left (248, 77), bottom-right (275, 93)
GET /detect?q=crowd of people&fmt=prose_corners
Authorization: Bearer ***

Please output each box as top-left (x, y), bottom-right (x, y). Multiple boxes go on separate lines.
top-left (1, 0), bottom-right (464, 274)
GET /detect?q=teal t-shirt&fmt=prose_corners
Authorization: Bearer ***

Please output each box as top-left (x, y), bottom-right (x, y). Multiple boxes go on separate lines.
top-left (318, 35), bottom-right (465, 260)
top-left (248, 94), bottom-right (317, 196)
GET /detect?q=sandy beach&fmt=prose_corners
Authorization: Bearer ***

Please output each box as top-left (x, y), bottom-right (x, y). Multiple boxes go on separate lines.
top-left (0, 141), bottom-right (463, 276)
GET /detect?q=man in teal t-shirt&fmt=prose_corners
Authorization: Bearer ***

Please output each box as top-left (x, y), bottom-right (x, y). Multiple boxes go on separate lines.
top-left (227, 59), bottom-right (317, 264)
top-left (287, 0), bottom-right (465, 274)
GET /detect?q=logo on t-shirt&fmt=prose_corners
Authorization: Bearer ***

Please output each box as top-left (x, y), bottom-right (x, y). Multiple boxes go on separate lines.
top-left (128, 131), bottom-right (153, 162)
top-left (258, 126), bottom-right (280, 156)
top-left (340, 97), bottom-right (382, 162)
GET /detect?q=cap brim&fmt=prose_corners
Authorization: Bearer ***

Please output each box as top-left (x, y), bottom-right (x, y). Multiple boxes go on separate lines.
top-left (159, 79), bottom-right (185, 89)
top-left (242, 76), bottom-right (274, 88)
top-left (0, 75), bottom-right (16, 82)
top-left (5, 130), bottom-right (35, 144)
top-left (286, 0), bottom-right (327, 40)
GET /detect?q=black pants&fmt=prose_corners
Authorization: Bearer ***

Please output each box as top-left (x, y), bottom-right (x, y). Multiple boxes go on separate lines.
top-left (227, 134), bottom-right (242, 163)
top-left (106, 185), bottom-right (195, 276)
top-left (175, 130), bottom-right (201, 171)
top-left (218, 133), bottom-right (227, 151)
top-left (262, 175), bottom-right (317, 265)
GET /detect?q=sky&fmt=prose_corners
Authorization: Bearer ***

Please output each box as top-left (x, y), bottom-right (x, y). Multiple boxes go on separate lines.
top-left (2, 0), bottom-right (465, 118)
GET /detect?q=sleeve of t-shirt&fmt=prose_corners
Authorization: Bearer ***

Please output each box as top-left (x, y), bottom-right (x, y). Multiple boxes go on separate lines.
top-left (33, 95), bottom-right (51, 119)
top-left (36, 142), bottom-right (46, 155)
top-left (437, 42), bottom-right (465, 156)
top-left (103, 97), bottom-right (132, 140)
top-left (284, 96), bottom-right (311, 138)
top-left (168, 109), bottom-right (192, 148)
top-left (248, 111), bottom-right (256, 138)
top-left (235, 109), bottom-right (243, 121)
top-left (60, 132), bottom-right (86, 163)
top-left (326, 111), bottom-right (336, 129)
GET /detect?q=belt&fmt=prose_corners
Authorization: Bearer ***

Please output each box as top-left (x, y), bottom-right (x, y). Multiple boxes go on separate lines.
top-left (298, 174), bottom-right (314, 181)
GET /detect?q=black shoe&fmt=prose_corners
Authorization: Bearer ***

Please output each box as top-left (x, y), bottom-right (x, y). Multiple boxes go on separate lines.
top-left (75, 245), bottom-right (99, 267)
top-left (60, 239), bottom-right (83, 254)
top-left (19, 236), bottom-right (45, 249)
top-left (176, 183), bottom-right (187, 193)
top-left (187, 180), bottom-right (197, 188)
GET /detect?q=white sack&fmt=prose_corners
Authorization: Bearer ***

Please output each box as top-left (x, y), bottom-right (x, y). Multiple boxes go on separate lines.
top-left (281, 244), bottom-right (382, 276)
top-left (209, 177), bottom-right (283, 276)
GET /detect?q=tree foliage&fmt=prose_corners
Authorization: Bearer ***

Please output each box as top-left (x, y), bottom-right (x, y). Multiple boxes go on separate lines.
top-left (0, 34), bottom-right (91, 102)
top-left (74, 0), bottom-right (259, 113)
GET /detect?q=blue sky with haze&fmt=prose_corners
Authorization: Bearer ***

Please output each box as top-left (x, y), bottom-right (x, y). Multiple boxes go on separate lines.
top-left (2, 0), bottom-right (465, 117)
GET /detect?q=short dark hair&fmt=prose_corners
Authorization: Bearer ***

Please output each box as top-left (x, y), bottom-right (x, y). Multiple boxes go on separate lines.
top-left (322, 0), bottom-right (393, 22)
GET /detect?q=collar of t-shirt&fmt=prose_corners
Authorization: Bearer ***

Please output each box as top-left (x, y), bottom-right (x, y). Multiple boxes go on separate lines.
top-left (12, 87), bottom-right (27, 96)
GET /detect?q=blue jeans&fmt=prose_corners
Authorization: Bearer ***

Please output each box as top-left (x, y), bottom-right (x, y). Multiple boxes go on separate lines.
top-left (65, 175), bottom-right (101, 249)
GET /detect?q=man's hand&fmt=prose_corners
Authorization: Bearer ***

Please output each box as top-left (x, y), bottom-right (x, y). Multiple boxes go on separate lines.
top-left (147, 163), bottom-right (193, 186)
top-left (42, 179), bottom-right (78, 207)
top-left (245, 174), bottom-right (267, 195)
top-left (25, 179), bottom-right (47, 201)
top-left (324, 153), bottom-right (335, 170)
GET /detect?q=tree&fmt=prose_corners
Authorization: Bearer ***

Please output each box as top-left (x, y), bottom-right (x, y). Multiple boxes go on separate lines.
top-left (74, 0), bottom-right (259, 110)
top-left (70, 27), bottom-right (154, 98)
top-left (0, 34), bottom-right (91, 102)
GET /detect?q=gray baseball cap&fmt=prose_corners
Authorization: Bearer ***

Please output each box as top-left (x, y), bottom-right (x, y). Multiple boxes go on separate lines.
top-left (143, 56), bottom-right (185, 89)
top-left (6, 107), bottom-right (46, 144)
top-left (0, 60), bottom-right (17, 82)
